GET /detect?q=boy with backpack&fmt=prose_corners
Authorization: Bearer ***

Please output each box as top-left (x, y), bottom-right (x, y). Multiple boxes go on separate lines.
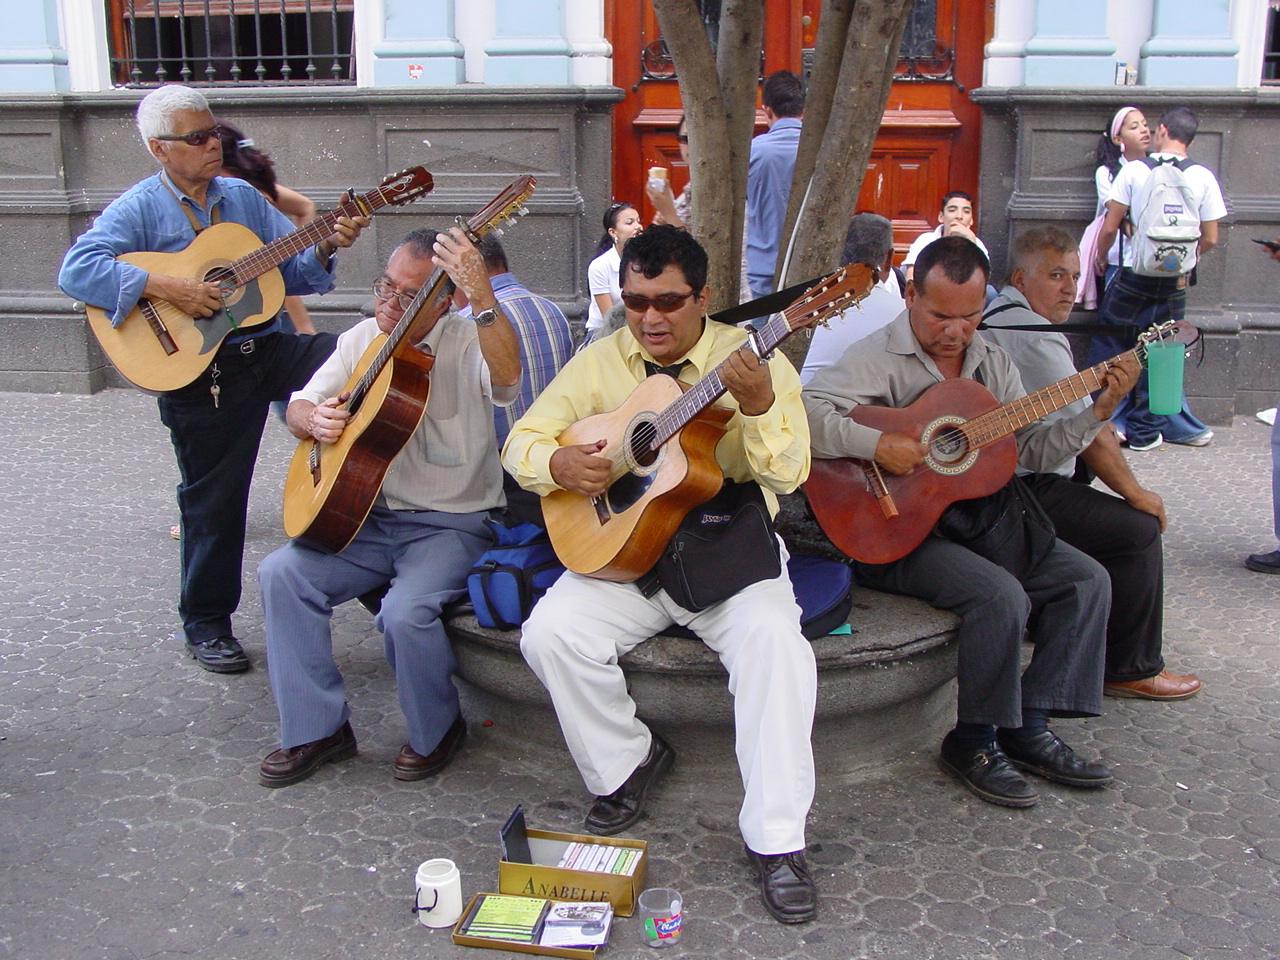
top-left (1092, 106), bottom-right (1227, 450)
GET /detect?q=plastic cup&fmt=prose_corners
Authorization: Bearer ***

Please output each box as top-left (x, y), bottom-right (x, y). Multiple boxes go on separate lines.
top-left (1145, 340), bottom-right (1186, 416)
top-left (637, 887), bottom-right (683, 948)
top-left (414, 858), bottom-right (463, 928)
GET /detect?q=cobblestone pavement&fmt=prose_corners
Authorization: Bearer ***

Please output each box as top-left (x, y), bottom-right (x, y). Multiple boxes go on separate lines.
top-left (1, 389), bottom-right (1278, 960)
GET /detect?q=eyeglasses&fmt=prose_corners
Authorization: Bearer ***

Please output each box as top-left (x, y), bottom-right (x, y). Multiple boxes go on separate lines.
top-left (676, 133), bottom-right (689, 144)
top-left (620, 289), bottom-right (699, 314)
top-left (154, 125), bottom-right (223, 147)
top-left (372, 279), bottom-right (419, 310)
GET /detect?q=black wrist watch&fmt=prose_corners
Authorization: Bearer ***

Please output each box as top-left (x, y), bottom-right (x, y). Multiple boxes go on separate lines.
top-left (472, 306), bottom-right (498, 327)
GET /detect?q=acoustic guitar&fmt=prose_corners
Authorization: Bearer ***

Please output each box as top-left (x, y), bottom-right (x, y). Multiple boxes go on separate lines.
top-left (804, 320), bottom-right (1198, 565)
top-left (541, 264), bottom-right (876, 581)
top-left (282, 174), bottom-right (537, 553)
top-left (85, 166), bottom-right (434, 394)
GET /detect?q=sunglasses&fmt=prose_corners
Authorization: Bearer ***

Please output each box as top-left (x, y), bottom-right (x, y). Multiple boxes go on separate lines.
top-left (676, 133), bottom-right (689, 144)
top-left (372, 279), bottom-right (420, 310)
top-left (620, 289), bottom-right (699, 314)
top-left (154, 125), bottom-right (223, 147)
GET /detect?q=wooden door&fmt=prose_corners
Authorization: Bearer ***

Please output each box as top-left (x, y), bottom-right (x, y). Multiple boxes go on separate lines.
top-left (606, 0), bottom-right (993, 261)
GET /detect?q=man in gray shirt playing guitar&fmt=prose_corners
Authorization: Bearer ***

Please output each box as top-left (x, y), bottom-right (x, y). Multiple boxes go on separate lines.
top-left (803, 236), bottom-right (1140, 810)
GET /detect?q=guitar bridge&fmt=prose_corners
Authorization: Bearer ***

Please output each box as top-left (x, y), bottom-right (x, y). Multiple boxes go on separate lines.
top-left (591, 495), bottom-right (610, 526)
top-left (308, 440), bottom-right (321, 486)
top-left (139, 299), bottom-right (179, 356)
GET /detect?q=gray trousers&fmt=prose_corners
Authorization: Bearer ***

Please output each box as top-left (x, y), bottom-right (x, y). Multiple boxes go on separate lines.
top-left (853, 537), bottom-right (1110, 729)
top-left (258, 507), bottom-right (492, 754)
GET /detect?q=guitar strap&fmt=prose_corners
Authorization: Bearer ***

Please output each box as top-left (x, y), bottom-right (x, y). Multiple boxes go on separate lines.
top-left (160, 176), bottom-right (223, 235)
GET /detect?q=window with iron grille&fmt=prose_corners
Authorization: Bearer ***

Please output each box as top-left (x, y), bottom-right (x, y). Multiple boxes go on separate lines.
top-left (105, 0), bottom-right (356, 86)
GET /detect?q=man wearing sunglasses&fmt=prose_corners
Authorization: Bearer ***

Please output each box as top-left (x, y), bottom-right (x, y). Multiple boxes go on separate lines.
top-left (503, 225), bottom-right (819, 925)
top-left (59, 84), bottom-right (368, 676)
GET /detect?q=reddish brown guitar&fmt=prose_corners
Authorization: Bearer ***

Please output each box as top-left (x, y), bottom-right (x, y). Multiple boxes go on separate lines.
top-left (541, 264), bottom-right (876, 581)
top-left (282, 175), bottom-right (536, 553)
top-left (805, 320), bottom-right (1197, 565)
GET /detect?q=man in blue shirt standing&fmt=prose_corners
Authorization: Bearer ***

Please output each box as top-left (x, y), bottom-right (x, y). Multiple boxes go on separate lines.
top-left (745, 71), bottom-right (805, 299)
top-left (59, 84), bottom-right (366, 675)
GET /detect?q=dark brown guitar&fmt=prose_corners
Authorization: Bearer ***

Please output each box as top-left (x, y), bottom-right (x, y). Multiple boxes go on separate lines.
top-left (805, 320), bottom-right (1197, 565)
top-left (541, 264), bottom-right (876, 581)
top-left (282, 175), bottom-right (537, 553)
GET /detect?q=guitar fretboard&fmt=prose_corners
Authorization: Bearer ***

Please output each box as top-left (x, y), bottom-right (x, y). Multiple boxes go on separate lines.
top-left (228, 185), bottom-right (401, 285)
top-left (961, 342), bottom-right (1148, 449)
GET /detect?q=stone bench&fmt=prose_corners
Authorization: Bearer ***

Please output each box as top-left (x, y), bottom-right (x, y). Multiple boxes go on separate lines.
top-left (446, 587), bottom-right (960, 773)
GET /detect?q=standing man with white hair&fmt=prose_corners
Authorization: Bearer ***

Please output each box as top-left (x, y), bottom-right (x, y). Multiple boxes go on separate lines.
top-left (59, 84), bottom-right (367, 675)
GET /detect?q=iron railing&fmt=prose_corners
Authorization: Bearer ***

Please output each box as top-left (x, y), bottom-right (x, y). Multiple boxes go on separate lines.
top-left (106, 0), bottom-right (356, 86)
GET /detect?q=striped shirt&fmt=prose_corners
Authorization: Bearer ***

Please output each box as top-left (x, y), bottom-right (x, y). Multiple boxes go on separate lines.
top-left (487, 272), bottom-right (574, 448)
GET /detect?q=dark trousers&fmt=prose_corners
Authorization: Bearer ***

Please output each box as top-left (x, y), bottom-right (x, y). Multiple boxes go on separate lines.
top-left (157, 331), bottom-right (337, 643)
top-left (1024, 473), bottom-right (1165, 682)
top-left (852, 537), bottom-right (1109, 729)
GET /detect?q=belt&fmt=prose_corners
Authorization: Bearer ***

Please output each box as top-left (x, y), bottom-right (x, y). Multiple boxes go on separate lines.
top-left (219, 332), bottom-right (274, 357)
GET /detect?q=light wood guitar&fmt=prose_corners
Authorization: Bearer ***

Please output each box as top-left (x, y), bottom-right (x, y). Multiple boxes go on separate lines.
top-left (541, 264), bottom-right (876, 581)
top-left (804, 320), bottom-right (1198, 565)
top-left (85, 166), bottom-right (434, 393)
top-left (282, 174), bottom-right (537, 553)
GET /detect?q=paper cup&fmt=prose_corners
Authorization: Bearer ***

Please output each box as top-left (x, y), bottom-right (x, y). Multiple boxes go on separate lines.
top-left (414, 858), bottom-right (463, 928)
top-left (1145, 341), bottom-right (1186, 416)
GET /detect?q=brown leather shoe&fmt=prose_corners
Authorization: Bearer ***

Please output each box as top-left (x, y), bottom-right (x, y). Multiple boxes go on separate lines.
top-left (1104, 668), bottom-right (1202, 701)
top-left (394, 713), bottom-right (467, 781)
top-left (259, 721), bottom-right (357, 788)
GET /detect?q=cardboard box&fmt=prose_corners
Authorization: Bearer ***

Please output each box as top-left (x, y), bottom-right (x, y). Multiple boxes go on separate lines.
top-left (499, 828), bottom-right (648, 918)
top-left (451, 893), bottom-right (599, 960)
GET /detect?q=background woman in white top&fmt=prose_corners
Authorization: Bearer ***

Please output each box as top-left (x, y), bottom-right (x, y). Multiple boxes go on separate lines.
top-left (583, 201), bottom-right (642, 343)
top-left (1078, 106), bottom-right (1150, 309)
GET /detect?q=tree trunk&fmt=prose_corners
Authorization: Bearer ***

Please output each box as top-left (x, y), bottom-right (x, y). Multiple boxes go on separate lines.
top-left (652, 0), bottom-right (762, 313)
top-left (777, 0), bottom-right (913, 370)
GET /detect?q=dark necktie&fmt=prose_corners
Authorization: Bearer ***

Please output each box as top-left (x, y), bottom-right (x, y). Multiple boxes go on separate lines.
top-left (644, 360), bottom-right (689, 380)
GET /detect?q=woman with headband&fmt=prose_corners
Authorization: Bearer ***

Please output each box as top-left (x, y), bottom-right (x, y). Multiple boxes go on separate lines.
top-left (1077, 106), bottom-right (1150, 310)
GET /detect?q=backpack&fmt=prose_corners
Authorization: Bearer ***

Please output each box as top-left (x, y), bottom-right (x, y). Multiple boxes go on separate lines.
top-left (1129, 156), bottom-right (1201, 277)
top-left (467, 521), bottom-right (565, 630)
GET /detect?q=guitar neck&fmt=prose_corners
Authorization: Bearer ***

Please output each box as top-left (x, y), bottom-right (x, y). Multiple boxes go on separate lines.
top-left (963, 343), bottom-right (1144, 448)
top-left (652, 311), bottom-right (795, 448)
top-left (227, 188), bottom-right (396, 284)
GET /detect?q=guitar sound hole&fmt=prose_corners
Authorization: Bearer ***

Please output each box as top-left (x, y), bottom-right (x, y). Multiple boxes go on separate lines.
top-left (628, 419), bottom-right (659, 469)
top-left (930, 426), bottom-right (969, 464)
top-left (204, 267), bottom-right (237, 298)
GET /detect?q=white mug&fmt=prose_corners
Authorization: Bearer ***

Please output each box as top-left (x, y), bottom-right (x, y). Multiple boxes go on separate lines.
top-left (414, 858), bottom-right (463, 928)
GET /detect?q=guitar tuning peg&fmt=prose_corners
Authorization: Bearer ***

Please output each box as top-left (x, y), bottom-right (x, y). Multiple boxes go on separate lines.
top-left (493, 228), bottom-right (505, 238)
top-left (518, 206), bottom-right (529, 217)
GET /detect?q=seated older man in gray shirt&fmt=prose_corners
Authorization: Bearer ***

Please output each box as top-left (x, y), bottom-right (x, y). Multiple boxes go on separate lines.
top-left (803, 236), bottom-right (1141, 810)
top-left (982, 226), bottom-right (1200, 702)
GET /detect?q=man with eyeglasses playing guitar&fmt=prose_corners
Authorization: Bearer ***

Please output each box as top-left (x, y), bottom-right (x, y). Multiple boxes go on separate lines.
top-left (502, 225), bottom-right (820, 925)
top-left (59, 84), bottom-right (367, 676)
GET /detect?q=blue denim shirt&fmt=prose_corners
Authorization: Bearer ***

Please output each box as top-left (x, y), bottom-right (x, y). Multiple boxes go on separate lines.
top-left (58, 171), bottom-right (336, 341)
top-left (745, 117), bottom-right (803, 298)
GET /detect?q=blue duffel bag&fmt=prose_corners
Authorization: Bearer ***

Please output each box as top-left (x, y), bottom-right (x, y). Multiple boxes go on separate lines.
top-left (467, 521), bottom-right (565, 630)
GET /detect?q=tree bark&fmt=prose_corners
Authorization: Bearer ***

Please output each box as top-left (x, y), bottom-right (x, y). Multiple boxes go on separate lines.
top-left (776, 0), bottom-right (913, 370)
top-left (652, 0), bottom-right (763, 313)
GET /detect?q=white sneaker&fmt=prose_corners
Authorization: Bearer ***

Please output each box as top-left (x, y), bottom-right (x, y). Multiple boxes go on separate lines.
top-left (1168, 430), bottom-right (1214, 447)
top-left (1258, 408), bottom-right (1277, 427)
top-left (1128, 435), bottom-right (1163, 452)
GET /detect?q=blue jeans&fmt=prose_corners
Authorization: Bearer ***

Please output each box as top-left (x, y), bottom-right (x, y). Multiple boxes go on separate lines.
top-left (1089, 267), bottom-right (1209, 446)
top-left (158, 330), bottom-right (337, 643)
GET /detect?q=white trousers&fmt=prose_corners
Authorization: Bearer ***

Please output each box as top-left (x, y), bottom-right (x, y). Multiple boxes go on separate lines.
top-left (520, 540), bottom-right (817, 855)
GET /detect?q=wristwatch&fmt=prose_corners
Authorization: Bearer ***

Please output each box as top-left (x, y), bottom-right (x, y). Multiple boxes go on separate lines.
top-left (472, 306), bottom-right (499, 327)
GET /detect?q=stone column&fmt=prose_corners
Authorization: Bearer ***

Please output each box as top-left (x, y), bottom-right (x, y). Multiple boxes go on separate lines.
top-left (983, 0), bottom-right (1035, 87)
top-left (1021, 0), bottom-right (1116, 87)
top-left (0, 0), bottom-right (68, 91)
top-left (1140, 0), bottom-right (1240, 86)
top-left (372, 0), bottom-right (464, 86)
top-left (484, 0), bottom-right (571, 85)
top-left (564, 0), bottom-right (611, 86)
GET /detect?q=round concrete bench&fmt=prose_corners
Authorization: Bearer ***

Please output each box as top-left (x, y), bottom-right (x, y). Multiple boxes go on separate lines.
top-left (446, 587), bottom-right (960, 773)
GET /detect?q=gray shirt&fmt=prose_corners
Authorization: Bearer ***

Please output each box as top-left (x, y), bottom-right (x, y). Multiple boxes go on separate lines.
top-left (980, 286), bottom-right (1090, 478)
top-left (802, 313), bottom-right (1104, 471)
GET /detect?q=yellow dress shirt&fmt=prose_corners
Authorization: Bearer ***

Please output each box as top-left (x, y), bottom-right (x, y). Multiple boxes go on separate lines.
top-left (501, 319), bottom-right (811, 512)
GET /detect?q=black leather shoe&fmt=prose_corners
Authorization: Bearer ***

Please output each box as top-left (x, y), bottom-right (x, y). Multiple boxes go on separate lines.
top-left (584, 733), bottom-right (675, 836)
top-left (259, 721), bottom-right (357, 788)
top-left (394, 713), bottom-right (467, 781)
top-left (939, 731), bottom-right (1039, 808)
top-left (745, 847), bottom-right (817, 924)
top-left (185, 635), bottom-right (250, 674)
top-left (997, 729), bottom-right (1113, 788)
top-left (1245, 549), bottom-right (1280, 574)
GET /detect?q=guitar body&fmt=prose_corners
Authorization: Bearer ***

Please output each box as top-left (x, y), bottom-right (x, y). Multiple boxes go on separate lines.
top-left (805, 378), bottom-right (1018, 565)
top-left (85, 222), bottom-right (285, 393)
top-left (541, 375), bottom-right (733, 581)
top-left (282, 335), bottom-right (434, 553)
